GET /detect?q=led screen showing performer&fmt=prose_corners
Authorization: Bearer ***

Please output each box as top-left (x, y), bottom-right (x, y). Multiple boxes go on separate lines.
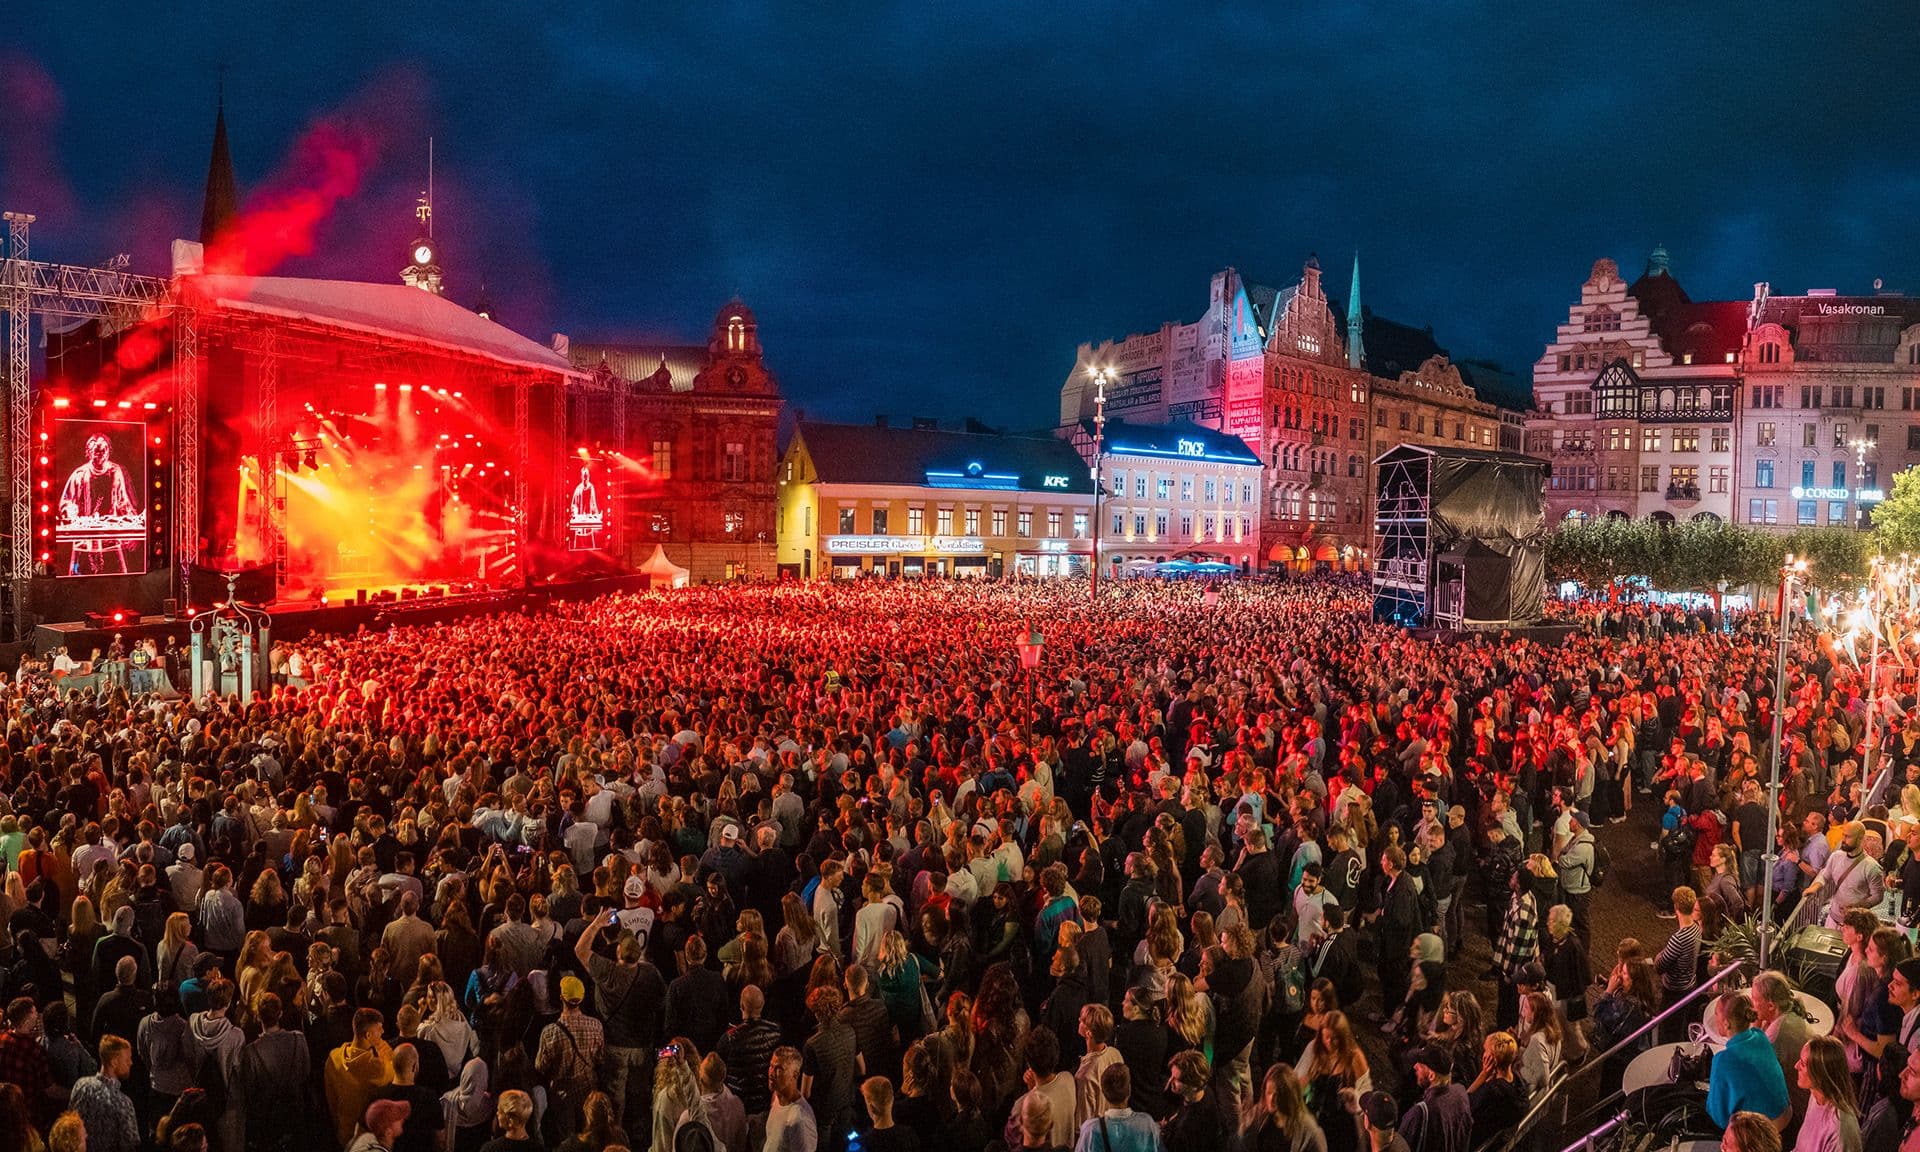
top-left (53, 419), bottom-right (147, 577)
top-left (568, 462), bottom-right (605, 551)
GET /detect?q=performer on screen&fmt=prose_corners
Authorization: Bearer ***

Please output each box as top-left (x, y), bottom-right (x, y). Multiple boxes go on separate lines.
top-left (59, 433), bottom-right (138, 575)
top-left (570, 465), bottom-right (599, 520)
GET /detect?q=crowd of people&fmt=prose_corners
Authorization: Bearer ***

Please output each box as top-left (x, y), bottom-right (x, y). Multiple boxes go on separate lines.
top-left (0, 575), bottom-right (1912, 1152)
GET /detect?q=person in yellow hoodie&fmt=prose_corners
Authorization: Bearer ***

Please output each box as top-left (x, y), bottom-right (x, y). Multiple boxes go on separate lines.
top-left (326, 1007), bottom-right (395, 1145)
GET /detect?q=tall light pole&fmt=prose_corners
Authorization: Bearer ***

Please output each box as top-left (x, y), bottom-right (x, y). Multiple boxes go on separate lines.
top-left (1851, 434), bottom-right (1878, 529)
top-left (1088, 366), bottom-right (1112, 596)
top-left (1759, 552), bottom-right (1807, 967)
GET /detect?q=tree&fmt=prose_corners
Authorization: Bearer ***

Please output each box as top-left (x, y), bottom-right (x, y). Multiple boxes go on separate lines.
top-left (1874, 469), bottom-right (1920, 557)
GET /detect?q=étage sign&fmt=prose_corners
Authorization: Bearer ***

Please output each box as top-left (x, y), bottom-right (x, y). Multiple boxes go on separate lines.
top-left (1176, 438), bottom-right (1206, 457)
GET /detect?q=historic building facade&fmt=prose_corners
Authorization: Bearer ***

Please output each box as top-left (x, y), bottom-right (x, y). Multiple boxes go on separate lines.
top-left (1734, 285), bottom-right (1920, 530)
top-left (1526, 250), bottom-right (1745, 525)
top-left (569, 301), bottom-right (782, 581)
top-left (1059, 420), bottom-right (1264, 572)
top-left (777, 421), bottom-right (1096, 579)
top-left (1060, 259), bottom-right (1526, 570)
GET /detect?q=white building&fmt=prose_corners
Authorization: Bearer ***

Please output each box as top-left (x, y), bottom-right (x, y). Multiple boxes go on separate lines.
top-left (1062, 419), bottom-right (1265, 573)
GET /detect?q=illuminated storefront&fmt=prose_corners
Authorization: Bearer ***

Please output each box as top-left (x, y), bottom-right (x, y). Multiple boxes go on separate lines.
top-left (776, 420), bottom-right (1096, 579)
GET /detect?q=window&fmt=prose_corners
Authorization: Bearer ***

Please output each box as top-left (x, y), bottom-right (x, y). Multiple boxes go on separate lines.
top-left (1566, 394), bottom-right (1593, 415)
top-left (1674, 427), bottom-right (1700, 452)
top-left (1154, 511), bottom-right (1168, 537)
top-left (1863, 463), bottom-right (1880, 490)
top-left (1642, 428), bottom-right (1663, 453)
top-left (872, 507), bottom-right (889, 534)
top-left (1242, 483), bottom-right (1253, 503)
top-left (1606, 426), bottom-right (1630, 452)
top-left (991, 509), bottom-right (1007, 536)
top-left (1755, 461), bottom-right (1775, 489)
top-left (1834, 422), bottom-right (1849, 448)
top-left (1830, 501), bottom-right (1848, 524)
top-left (1046, 511), bottom-right (1061, 538)
top-left (1133, 514), bottom-right (1146, 536)
top-left (1797, 500), bottom-right (1818, 525)
top-left (650, 511), bottom-right (673, 537)
top-left (1157, 476), bottom-right (1172, 500)
top-left (1017, 511), bottom-right (1033, 536)
top-left (1071, 513), bottom-right (1086, 538)
top-left (1110, 471), bottom-right (1125, 496)
top-left (1399, 411), bottom-right (1411, 430)
top-left (1865, 387), bottom-right (1886, 409)
top-left (1375, 409), bottom-right (1388, 427)
top-left (723, 509), bottom-right (744, 534)
top-left (1801, 386), bottom-right (1822, 408)
top-left (1758, 422), bottom-right (1776, 446)
top-left (1223, 480), bottom-right (1235, 504)
top-left (1134, 476), bottom-right (1147, 499)
top-left (1202, 515), bottom-right (1215, 539)
top-left (1710, 465), bottom-right (1728, 493)
top-left (1833, 461), bottom-right (1847, 489)
top-left (1800, 460), bottom-right (1816, 488)
top-left (1803, 424), bottom-right (1817, 448)
top-left (1834, 386), bottom-right (1855, 408)
top-left (1670, 465), bottom-right (1699, 492)
top-left (839, 507), bottom-right (856, 534)
top-left (1641, 465), bottom-right (1660, 492)
top-left (1111, 512), bottom-right (1123, 534)
top-left (1748, 498), bottom-right (1773, 524)
top-left (1180, 477), bottom-right (1193, 500)
top-left (1711, 427), bottom-right (1729, 453)
top-left (784, 460), bottom-right (793, 482)
top-left (906, 507), bottom-right (923, 535)
top-left (1204, 479), bottom-right (1217, 501)
top-left (1179, 513), bottom-right (1193, 536)
top-left (964, 509), bottom-right (980, 535)
top-left (1758, 342), bottom-right (1781, 364)
top-left (1605, 465), bottom-right (1627, 491)
top-left (722, 441), bottom-right (746, 481)
top-left (1909, 426), bottom-right (1920, 452)
top-left (651, 439), bottom-right (673, 478)
top-left (936, 509), bottom-right (953, 535)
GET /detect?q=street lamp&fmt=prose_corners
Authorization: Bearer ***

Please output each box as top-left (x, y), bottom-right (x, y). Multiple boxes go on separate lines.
top-left (1088, 366), bottom-right (1113, 596)
top-left (1015, 620), bottom-right (1043, 748)
top-left (1851, 435), bottom-right (1878, 529)
top-left (1759, 551), bottom-right (1808, 967)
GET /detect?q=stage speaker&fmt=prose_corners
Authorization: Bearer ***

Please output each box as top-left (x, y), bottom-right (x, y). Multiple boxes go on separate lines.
top-left (163, 598), bottom-right (178, 622)
top-left (357, 589), bottom-right (368, 605)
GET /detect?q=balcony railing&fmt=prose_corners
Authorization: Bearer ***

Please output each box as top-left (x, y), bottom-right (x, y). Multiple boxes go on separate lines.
top-left (1664, 484), bottom-right (1701, 502)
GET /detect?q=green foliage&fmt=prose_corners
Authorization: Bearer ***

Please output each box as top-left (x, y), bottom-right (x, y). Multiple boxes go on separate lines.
top-left (1545, 518), bottom-right (1868, 592)
top-left (1873, 468), bottom-right (1920, 557)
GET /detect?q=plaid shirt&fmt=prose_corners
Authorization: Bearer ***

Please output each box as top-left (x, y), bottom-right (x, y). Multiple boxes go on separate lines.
top-left (1495, 889), bottom-right (1538, 981)
top-left (0, 1031), bottom-right (50, 1113)
top-left (536, 1008), bottom-right (604, 1087)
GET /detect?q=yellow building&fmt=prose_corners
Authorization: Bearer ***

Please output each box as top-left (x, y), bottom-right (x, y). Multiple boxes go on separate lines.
top-left (777, 420), bottom-right (1096, 579)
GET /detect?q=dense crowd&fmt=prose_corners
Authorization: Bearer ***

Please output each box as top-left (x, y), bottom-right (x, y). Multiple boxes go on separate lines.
top-left (0, 576), bottom-right (1915, 1152)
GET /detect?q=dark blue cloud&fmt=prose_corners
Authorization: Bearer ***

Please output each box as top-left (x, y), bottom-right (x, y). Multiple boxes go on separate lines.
top-left (9, 3), bottom-right (1920, 423)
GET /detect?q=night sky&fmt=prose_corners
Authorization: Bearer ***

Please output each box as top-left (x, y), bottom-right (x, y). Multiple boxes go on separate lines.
top-left (7, 5), bottom-right (1919, 426)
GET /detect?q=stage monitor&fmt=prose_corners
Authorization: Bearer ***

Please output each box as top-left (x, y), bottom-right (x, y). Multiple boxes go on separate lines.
top-left (51, 418), bottom-right (148, 578)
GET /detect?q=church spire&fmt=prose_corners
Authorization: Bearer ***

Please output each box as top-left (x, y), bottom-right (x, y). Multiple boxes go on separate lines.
top-left (200, 87), bottom-right (238, 246)
top-left (1346, 252), bottom-right (1365, 371)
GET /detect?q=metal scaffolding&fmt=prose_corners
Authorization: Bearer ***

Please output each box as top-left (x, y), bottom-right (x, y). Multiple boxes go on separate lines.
top-left (1, 211), bottom-right (187, 634)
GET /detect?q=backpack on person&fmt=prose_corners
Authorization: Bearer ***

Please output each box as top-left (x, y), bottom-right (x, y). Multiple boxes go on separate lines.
top-left (1590, 843), bottom-right (1612, 887)
top-left (192, 1044), bottom-right (229, 1114)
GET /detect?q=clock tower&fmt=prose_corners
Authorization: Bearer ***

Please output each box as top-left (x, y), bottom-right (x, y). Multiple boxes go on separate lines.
top-left (401, 191), bottom-right (443, 295)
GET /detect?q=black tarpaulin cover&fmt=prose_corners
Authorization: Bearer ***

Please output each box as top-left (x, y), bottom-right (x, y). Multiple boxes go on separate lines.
top-left (1415, 448), bottom-right (1548, 625)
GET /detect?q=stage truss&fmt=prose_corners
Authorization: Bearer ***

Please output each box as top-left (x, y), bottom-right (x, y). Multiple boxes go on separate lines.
top-left (1370, 450), bottom-right (1430, 627)
top-left (3, 212), bottom-right (191, 636)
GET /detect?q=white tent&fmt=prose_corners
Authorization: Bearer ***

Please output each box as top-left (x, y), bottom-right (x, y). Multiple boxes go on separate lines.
top-left (637, 545), bottom-right (690, 589)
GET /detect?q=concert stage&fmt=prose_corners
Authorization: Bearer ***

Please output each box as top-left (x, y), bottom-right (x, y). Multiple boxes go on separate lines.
top-left (31, 572), bottom-right (655, 656)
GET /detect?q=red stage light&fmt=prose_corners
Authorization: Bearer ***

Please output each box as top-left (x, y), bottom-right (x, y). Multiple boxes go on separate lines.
top-left (38, 529), bottom-right (47, 537)
top-left (38, 553), bottom-right (47, 562)
top-left (116, 401), bottom-right (131, 409)
top-left (400, 383), bottom-right (413, 392)
top-left (37, 456), bottom-right (46, 465)
top-left (91, 399), bottom-right (106, 407)
top-left (37, 480), bottom-right (47, 489)
top-left (111, 612), bottom-right (126, 624)
top-left (37, 432), bottom-right (46, 441)
top-left (152, 436), bottom-right (161, 445)
top-left (375, 381), bottom-right (387, 389)
top-left (143, 402), bottom-right (157, 410)
top-left (51, 397), bottom-right (68, 409)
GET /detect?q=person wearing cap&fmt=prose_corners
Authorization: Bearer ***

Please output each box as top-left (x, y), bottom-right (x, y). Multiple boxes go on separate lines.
top-left (166, 840), bottom-right (204, 910)
top-left (1398, 1047), bottom-right (1471, 1152)
top-left (1705, 991), bottom-right (1790, 1130)
top-left (348, 1098), bottom-right (410, 1152)
top-left (1351, 1090), bottom-right (1409, 1152)
top-left (534, 974), bottom-right (604, 1138)
top-left (1550, 809), bottom-right (1595, 948)
top-left (701, 822), bottom-right (752, 891)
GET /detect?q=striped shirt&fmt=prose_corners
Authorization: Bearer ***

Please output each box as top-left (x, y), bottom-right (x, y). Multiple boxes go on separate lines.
top-left (1655, 923), bottom-right (1701, 994)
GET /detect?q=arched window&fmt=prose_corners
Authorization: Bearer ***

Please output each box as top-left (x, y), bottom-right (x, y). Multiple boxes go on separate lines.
top-left (727, 317), bottom-right (746, 351)
top-left (1347, 454), bottom-right (1361, 478)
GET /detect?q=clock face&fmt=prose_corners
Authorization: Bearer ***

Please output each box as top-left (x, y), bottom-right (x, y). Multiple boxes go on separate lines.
top-left (413, 245), bottom-right (434, 265)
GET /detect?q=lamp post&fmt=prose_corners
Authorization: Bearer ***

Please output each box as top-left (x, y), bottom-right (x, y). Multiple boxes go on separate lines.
top-left (1759, 552), bottom-right (1807, 968)
top-left (1852, 435), bottom-right (1878, 530)
top-left (1015, 620), bottom-right (1043, 749)
top-left (1088, 366), bottom-right (1112, 596)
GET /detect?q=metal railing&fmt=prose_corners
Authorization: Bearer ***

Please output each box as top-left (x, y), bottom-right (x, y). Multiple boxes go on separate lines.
top-left (1499, 960), bottom-right (1744, 1152)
